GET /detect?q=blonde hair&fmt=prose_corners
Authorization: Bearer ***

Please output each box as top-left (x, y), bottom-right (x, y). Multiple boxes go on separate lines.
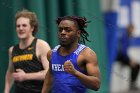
top-left (15, 9), bottom-right (38, 36)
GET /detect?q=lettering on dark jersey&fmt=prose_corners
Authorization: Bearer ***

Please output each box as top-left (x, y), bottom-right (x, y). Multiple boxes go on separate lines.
top-left (12, 54), bottom-right (33, 63)
top-left (27, 47), bottom-right (33, 50)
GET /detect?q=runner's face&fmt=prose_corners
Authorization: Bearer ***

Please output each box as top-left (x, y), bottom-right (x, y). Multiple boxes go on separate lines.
top-left (58, 20), bottom-right (80, 46)
top-left (16, 17), bottom-right (34, 39)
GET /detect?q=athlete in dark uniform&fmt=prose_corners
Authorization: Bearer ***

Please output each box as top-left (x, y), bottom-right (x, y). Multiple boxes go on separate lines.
top-left (42, 16), bottom-right (101, 93)
top-left (4, 10), bottom-right (51, 93)
top-left (12, 38), bottom-right (44, 93)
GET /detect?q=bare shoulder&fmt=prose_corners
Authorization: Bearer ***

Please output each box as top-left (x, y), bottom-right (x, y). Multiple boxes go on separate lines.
top-left (9, 46), bottom-right (14, 54)
top-left (80, 47), bottom-right (97, 63)
top-left (36, 39), bottom-right (51, 58)
top-left (37, 39), bottom-right (51, 49)
top-left (8, 46), bottom-right (15, 72)
top-left (36, 39), bottom-right (51, 53)
top-left (81, 47), bottom-right (97, 56)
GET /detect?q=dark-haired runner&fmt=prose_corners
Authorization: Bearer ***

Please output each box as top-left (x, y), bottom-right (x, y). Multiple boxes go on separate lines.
top-left (42, 16), bottom-right (101, 93)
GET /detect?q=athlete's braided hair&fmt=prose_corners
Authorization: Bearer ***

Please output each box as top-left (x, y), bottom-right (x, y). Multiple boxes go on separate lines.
top-left (56, 16), bottom-right (90, 44)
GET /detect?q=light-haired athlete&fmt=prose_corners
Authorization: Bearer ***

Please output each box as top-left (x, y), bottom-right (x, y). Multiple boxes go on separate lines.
top-left (4, 9), bottom-right (51, 93)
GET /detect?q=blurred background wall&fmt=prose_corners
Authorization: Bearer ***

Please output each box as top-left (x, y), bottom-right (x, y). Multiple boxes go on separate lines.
top-left (101, 0), bottom-right (140, 93)
top-left (0, 0), bottom-right (108, 93)
top-left (1, 0), bottom-right (140, 93)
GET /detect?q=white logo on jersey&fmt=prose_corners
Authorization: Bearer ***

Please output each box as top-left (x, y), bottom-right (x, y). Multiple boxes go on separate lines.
top-left (52, 64), bottom-right (64, 71)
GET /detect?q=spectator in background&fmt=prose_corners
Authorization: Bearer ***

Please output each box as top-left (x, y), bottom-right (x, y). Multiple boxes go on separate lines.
top-left (116, 24), bottom-right (140, 90)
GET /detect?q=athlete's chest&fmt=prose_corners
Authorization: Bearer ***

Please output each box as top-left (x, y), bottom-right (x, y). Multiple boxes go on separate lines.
top-left (12, 47), bottom-right (36, 63)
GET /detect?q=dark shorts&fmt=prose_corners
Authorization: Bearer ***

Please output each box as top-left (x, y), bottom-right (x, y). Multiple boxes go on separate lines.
top-left (15, 86), bottom-right (41, 93)
top-left (116, 52), bottom-right (130, 65)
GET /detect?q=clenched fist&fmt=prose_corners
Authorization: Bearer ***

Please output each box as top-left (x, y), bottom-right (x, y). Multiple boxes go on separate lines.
top-left (64, 60), bottom-right (76, 74)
